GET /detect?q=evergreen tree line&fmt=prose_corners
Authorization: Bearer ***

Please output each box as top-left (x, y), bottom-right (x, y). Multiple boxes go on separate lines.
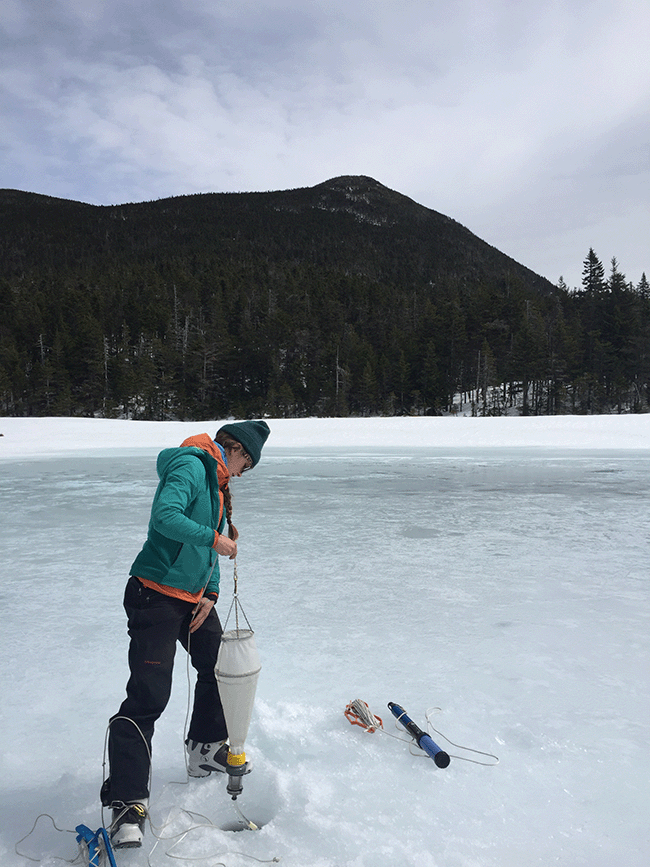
top-left (1, 243), bottom-right (648, 419)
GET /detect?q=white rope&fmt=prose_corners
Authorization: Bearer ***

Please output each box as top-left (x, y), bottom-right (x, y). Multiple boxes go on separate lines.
top-left (101, 715), bottom-right (154, 833)
top-left (424, 708), bottom-right (500, 766)
top-left (346, 699), bottom-right (383, 731)
top-left (345, 699), bottom-right (500, 765)
top-left (100, 712), bottom-right (273, 864)
top-left (14, 814), bottom-right (79, 864)
top-left (144, 809), bottom-right (278, 866)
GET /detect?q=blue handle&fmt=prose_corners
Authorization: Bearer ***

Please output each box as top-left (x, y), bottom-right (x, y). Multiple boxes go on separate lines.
top-left (388, 702), bottom-right (450, 768)
top-left (418, 732), bottom-right (450, 767)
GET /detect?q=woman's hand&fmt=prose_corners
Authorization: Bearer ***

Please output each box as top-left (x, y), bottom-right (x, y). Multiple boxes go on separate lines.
top-left (214, 534), bottom-right (237, 559)
top-left (189, 596), bottom-right (214, 633)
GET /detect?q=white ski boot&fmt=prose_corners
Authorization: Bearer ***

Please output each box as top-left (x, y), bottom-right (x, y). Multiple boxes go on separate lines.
top-left (186, 739), bottom-right (252, 777)
top-left (109, 799), bottom-right (148, 849)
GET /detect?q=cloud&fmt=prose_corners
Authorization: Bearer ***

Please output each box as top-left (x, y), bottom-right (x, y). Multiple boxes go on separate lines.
top-left (1, 0), bottom-right (648, 287)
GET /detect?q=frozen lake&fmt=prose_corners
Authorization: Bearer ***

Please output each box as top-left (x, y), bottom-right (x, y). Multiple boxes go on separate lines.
top-left (1, 438), bottom-right (649, 866)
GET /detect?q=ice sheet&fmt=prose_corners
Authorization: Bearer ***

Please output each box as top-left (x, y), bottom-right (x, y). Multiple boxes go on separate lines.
top-left (1, 420), bottom-right (649, 866)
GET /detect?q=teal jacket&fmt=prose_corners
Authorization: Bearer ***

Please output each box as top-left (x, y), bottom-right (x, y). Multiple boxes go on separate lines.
top-left (130, 444), bottom-right (227, 596)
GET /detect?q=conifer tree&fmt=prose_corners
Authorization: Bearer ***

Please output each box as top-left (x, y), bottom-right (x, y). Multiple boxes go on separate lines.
top-left (582, 248), bottom-right (606, 293)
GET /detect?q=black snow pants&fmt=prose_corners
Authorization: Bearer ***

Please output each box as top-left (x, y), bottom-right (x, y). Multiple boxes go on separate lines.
top-left (106, 576), bottom-right (227, 803)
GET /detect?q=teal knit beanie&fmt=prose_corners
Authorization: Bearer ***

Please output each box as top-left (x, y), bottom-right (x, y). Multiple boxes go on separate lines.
top-left (216, 420), bottom-right (270, 467)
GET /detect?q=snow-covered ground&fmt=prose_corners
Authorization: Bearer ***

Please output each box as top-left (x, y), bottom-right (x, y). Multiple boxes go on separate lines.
top-left (1, 415), bottom-right (649, 867)
top-left (2, 413), bottom-right (650, 456)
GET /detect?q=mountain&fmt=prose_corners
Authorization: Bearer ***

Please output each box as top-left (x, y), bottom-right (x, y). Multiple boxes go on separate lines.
top-left (0, 177), bottom-right (645, 418)
top-left (1, 176), bottom-right (552, 292)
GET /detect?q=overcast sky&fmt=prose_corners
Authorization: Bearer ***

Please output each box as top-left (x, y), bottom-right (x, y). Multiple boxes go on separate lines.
top-left (2, 0), bottom-right (648, 290)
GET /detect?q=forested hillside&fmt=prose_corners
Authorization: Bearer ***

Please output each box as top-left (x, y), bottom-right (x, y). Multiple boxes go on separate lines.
top-left (0, 176), bottom-right (647, 418)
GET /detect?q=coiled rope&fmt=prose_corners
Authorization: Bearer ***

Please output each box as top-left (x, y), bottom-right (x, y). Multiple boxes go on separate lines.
top-left (344, 699), bottom-right (500, 766)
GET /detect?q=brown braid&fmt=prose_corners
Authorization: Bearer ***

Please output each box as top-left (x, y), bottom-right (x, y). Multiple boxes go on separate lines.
top-left (214, 432), bottom-right (241, 541)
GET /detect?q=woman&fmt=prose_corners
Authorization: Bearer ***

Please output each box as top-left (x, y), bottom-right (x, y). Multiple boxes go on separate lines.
top-left (102, 420), bottom-right (270, 849)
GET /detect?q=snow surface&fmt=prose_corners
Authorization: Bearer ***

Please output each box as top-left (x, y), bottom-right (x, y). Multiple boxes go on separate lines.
top-left (3, 413), bottom-right (650, 456)
top-left (1, 415), bottom-right (649, 867)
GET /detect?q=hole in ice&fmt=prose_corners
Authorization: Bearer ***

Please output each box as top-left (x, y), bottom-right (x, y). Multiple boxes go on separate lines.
top-left (220, 802), bottom-right (275, 832)
top-left (221, 817), bottom-right (261, 832)
top-left (217, 765), bottom-right (279, 832)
